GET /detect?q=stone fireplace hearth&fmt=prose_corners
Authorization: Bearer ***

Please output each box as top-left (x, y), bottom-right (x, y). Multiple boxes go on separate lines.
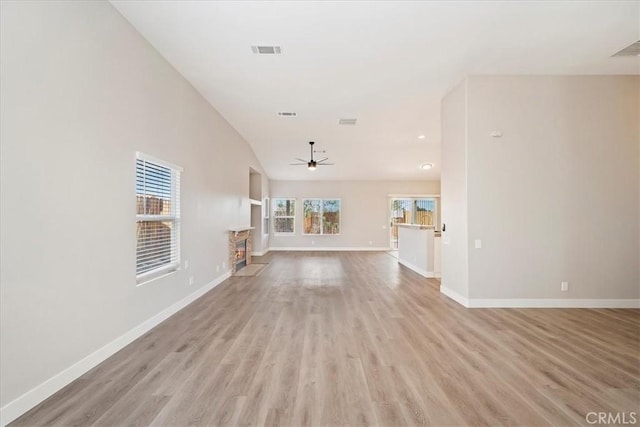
top-left (228, 227), bottom-right (254, 274)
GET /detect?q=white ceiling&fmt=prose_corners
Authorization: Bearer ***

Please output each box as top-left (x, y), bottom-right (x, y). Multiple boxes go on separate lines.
top-left (111, 0), bottom-right (639, 181)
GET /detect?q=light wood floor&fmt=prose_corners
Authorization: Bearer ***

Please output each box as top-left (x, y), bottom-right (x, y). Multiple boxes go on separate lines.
top-left (12, 251), bottom-right (640, 426)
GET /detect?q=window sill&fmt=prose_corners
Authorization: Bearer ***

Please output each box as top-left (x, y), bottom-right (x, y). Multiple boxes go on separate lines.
top-left (136, 264), bottom-right (180, 286)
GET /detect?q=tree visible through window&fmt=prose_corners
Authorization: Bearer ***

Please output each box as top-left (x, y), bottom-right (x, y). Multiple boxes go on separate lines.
top-left (303, 199), bottom-right (341, 235)
top-left (136, 153), bottom-right (182, 282)
top-left (273, 198), bottom-right (295, 234)
top-left (390, 197), bottom-right (437, 249)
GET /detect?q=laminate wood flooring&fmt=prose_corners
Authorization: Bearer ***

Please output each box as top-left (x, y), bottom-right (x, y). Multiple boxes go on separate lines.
top-left (11, 251), bottom-right (640, 426)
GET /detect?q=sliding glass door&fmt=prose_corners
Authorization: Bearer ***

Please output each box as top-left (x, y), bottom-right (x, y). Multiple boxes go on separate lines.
top-left (389, 197), bottom-right (438, 249)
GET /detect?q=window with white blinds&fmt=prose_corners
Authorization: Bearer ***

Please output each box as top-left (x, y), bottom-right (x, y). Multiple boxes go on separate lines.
top-left (136, 153), bottom-right (182, 282)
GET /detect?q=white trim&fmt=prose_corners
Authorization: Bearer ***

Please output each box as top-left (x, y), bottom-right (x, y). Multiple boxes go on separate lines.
top-left (136, 214), bottom-right (175, 221)
top-left (387, 194), bottom-right (441, 198)
top-left (466, 298), bottom-right (640, 308)
top-left (397, 259), bottom-right (437, 278)
top-left (135, 154), bottom-right (182, 283)
top-left (269, 246), bottom-right (390, 251)
top-left (438, 287), bottom-right (640, 309)
top-left (272, 198), bottom-right (296, 235)
top-left (229, 226), bottom-right (255, 232)
top-left (135, 265), bottom-right (179, 286)
top-left (0, 272), bottom-right (231, 427)
top-left (251, 249), bottom-right (270, 256)
top-left (440, 286), bottom-right (470, 307)
top-left (135, 151), bottom-right (183, 172)
top-left (301, 198), bottom-right (341, 236)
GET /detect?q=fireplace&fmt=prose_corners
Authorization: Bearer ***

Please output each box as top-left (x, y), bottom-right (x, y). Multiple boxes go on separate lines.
top-left (228, 227), bottom-right (254, 274)
top-left (235, 239), bottom-right (247, 270)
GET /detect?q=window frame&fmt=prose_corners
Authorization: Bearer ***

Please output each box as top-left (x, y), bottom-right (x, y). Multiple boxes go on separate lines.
top-left (272, 198), bottom-right (296, 235)
top-left (135, 152), bottom-right (183, 284)
top-left (302, 198), bottom-right (341, 236)
top-left (263, 197), bottom-right (270, 236)
top-left (412, 198), bottom-right (437, 229)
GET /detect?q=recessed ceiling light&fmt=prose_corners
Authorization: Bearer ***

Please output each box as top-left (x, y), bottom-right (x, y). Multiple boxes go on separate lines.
top-left (419, 163), bottom-right (433, 170)
top-left (418, 135), bottom-right (426, 139)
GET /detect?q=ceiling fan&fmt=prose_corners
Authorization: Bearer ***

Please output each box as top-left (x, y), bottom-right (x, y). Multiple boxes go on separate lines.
top-left (290, 141), bottom-right (334, 170)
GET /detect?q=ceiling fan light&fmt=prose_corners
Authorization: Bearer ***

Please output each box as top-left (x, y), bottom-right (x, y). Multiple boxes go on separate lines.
top-left (308, 161), bottom-right (317, 171)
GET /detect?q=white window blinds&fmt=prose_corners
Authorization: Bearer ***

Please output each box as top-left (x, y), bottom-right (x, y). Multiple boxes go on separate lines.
top-left (136, 153), bottom-right (182, 281)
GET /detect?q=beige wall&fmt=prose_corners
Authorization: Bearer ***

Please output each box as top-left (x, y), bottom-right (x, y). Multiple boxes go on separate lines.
top-left (440, 80), bottom-right (469, 299)
top-left (441, 75), bottom-right (639, 302)
top-left (0, 0), bottom-right (268, 412)
top-left (269, 180), bottom-right (440, 249)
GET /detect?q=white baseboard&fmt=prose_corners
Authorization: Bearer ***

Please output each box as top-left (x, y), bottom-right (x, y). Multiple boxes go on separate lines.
top-left (0, 272), bottom-right (232, 427)
top-left (268, 246), bottom-right (390, 251)
top-left (439, 287), bottom-right (640, 308)
top-left (251, 249), bottom-right (269, 256)
top-left (440, 286), bottom-right (470, 306)
top-left (466, 298), bottom-right (640, 308)
top-left (397, 259), bottom-right (437, 278)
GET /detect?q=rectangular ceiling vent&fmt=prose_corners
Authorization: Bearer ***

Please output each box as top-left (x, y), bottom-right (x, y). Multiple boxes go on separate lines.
top-left (251, 45), bottom-right (282, 55)
top-left (338, 118), bottom-right (357, 125)
top-left (277, 112), bottom-right (297, 117)
top-left (612, 40), bottom-right (640, 57)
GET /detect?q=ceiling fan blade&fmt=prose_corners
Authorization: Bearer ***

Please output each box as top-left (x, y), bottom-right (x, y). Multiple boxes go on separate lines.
top-left (295, 158), bottom-right (308, 163)
top-left (289, 162), bottom-right (307, 165)
top-left (317, 163), bottom-right (335, 166)
top-left (315, 157), bottom-right (329, 163)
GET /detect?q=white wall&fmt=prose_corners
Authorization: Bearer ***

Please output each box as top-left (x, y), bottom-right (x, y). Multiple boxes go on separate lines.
top-left (249, 170), bottom-right (269, 253)
top-left (440, 81), bottom-right (469, 301)
top-left (397, 226), bottom-right (435, 276)
top-left (269, 180), bottom-right (440, 249)
top-left (441, 75), bottom-right (639, 304)
top-left (0, 0), bottom-right (268, 417)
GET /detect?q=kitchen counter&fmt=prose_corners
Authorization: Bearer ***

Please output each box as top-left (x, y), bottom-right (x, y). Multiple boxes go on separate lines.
top-left (397, 225), bottom-right (441, 278)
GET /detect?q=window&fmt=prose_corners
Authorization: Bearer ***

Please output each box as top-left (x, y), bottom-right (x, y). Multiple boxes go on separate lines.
top-left (273, 198), bottom-right (295, 234)
top-left (413, 198), bottom-right (437, 226)
top-left (391, 198), bottom-right (437, 227)
top-left (303, 199), bottom-right (341, 235)
top-left (390, 197), bottom-right (437, 249)
top-left (136, 153), bottom-right (182, 282)
top-left (263, 198), bottom-right (269, 235)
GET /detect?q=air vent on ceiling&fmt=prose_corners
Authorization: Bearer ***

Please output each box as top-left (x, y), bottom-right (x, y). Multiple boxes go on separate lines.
top-left (338, 118), bottom-right (357, 125)
top-left (277, 112), bottom-right (297, 117)
top-left (251, 45), bottom-right (282, 55)
top-left (612, 40), bottom-right (640, 57)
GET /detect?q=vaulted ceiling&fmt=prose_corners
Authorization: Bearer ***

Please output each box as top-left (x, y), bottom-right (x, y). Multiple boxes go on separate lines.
top-left (112, 1), bottom-right (639, 181)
